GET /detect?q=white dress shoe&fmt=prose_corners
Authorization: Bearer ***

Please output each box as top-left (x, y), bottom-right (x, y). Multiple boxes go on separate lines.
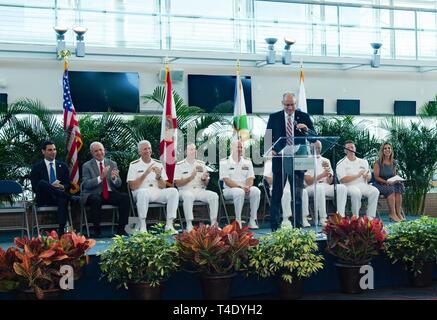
top-left (248, 219), bottom-right (259, 229)
top-left (281, 220), bottom-right (293, 228)
top-left (164, 224), bottom-right (178, 235)
top-left (302, 219), bottom-right (311, 228)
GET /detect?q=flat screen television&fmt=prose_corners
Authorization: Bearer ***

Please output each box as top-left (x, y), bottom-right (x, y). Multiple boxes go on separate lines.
top-left (394, 100), bottom-right (416, 116)
top-left (188, 75), bottom-right (252, 114)
top-left (69, 71), bottom-right (140, 113)
top-left (337, 99), bottom-right (360, 115)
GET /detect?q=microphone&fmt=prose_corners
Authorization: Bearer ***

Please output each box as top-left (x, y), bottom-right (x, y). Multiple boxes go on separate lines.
top-left (294, 120), bottom-right (317, 136)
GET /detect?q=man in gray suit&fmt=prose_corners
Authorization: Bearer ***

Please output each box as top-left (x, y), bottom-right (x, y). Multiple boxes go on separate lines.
top-left (81, 141), bottom-right (130, 237)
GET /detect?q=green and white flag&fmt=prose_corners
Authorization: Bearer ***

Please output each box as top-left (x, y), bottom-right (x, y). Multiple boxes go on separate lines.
top-left (233, 71), bottom-right (250, 140)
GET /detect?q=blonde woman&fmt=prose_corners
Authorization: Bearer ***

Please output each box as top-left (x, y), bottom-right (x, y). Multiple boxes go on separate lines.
top-left (373, 143), bottom-right (405, 222)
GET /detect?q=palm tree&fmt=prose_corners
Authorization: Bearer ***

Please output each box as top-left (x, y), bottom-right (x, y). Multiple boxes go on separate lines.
top-left (419, 95), bottom-right (437, 117)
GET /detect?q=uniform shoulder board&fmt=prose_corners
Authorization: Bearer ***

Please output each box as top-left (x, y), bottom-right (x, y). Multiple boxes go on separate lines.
top-left (152, 158), bottom-right (162, 164)
top-left (243, 157), bottom-right (252, 162)
top-left (130, 159), bottom-right (140, 164)
top-left (196, 159), bottom-right (205, 165)
top-left (176, 159), bottom-right (185, 165)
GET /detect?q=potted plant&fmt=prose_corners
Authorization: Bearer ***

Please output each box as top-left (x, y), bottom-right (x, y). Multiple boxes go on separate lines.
top-left (246, 227), bottom-right (324, 299)
top-left (323, 213), bottom-right (386, 294)
top-left (384, 216), bottom-right (437, 287)
top-left (99, 227), bottom-right (179, 300)
top-left (175, 221), bottom-right (259, 300)
top-left (0, 231), bottom-right (95, 300)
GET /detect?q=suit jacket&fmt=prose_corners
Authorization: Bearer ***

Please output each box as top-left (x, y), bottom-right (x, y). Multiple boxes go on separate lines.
top-left (266, 109), bottom-right (315, 173)
top-left (30, 159), bottom-right (71, 201)
top-left (81, 158), bottom-right (122, 204)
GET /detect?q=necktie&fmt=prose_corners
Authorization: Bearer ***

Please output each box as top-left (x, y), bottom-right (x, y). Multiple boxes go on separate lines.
top-left (49, 162), bottom-right (56, 184)
top-left (286, 115), bottom-right (294, 145)
top-left (100, 161), bottom-right (109, 200)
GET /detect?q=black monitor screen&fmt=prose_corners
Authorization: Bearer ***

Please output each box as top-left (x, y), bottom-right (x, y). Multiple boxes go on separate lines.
top-left (188, 75), bottom-right (252, 114)
top-left (337, 99), bottom-right (360, 115)
top-left (394, 100), bottom-right (416, 116)
top-left (307, 99), bottom-right (324, 115)
top-left (69, 71), bottom-right (139, 113)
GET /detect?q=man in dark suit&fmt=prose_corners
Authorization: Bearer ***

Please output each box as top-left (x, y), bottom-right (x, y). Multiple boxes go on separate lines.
top-left (266, 92), bottom-right (315, 231)
top-left (81, 141), bottom-right (130, 237)
top-left (30, 141), bottom-right (71, 235)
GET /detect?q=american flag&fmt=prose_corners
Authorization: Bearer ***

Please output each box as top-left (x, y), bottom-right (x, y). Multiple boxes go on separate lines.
top-left (63, 61), bottom-right (82, 194)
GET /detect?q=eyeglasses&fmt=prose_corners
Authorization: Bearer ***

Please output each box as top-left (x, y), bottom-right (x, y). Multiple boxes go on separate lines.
top-left (283, 103), bottom-right (295, 107)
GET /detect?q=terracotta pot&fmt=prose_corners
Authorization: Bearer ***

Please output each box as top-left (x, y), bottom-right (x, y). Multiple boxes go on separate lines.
top-left (277, 277), bottom-right (304, 300)
top-left (200, 273), bottom-right (236, 300)
top-left (16, 288), bottom-right (63, 300)
top-left (128, 282), bottom-right (163, 300)
top-left (335, 262), bottom-right (370, 294)
top-left (409, 262), bottom-right (434, 287)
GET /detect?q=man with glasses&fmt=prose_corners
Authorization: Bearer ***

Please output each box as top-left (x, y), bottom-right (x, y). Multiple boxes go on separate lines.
top-left (265, 92), bottom-right (315, 231)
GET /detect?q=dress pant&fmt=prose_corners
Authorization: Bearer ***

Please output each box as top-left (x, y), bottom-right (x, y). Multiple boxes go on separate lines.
top-left (133, 187), bottom-right (178, 220)
top-left (223, 186), bottom-right (260, 222)
top-left (271, 171), bottom-right (304, 230)
top-left (86, 191), bottom-right (130, 232)
top-left (179, 189), bottom-right (218, 223)
top-left (305, 183), bottom-right (348, 219)
top-left (35, 180), bottom-right (69, 228)
top-left (345, 183), bottom-right (380, 218)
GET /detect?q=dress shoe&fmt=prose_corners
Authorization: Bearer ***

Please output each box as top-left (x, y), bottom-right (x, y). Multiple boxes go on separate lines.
top-left (302, 218), bottom-right (311, 228)
top-left (164, 224), bottom-right (178, 235)
top-left (281, 220), bottom-right (293, 229)
top-left (248, 219), bottom-right (259, 229)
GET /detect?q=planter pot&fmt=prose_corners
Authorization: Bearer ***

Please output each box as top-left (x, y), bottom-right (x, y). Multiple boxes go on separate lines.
top-left (16, 288), bottom-right (63, 300)
top-left (409, 262), bottom-right (434, 288)
top-left (200, 273), bottom-right (236, 300)
top-left (128, 282), bottom-right (163, 300)
top-left (335, 262), bottom-right (369, 294)
top-left (277, 277), bottom-right (304, 300)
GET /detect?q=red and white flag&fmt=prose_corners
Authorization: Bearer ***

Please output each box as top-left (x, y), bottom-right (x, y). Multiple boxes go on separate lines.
top-left (159, 66), bottom-right (178, 184)
top-left (63, 60), bottom-right (82, 193)
top-left (297, 66), bottom-right (307, 113)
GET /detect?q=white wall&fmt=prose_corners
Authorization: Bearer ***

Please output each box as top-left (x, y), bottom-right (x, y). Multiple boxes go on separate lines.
top-left (0, 57), bottom-right (436, 115)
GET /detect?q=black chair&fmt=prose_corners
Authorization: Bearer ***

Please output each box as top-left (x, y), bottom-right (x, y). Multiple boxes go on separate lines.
top-left (0, 180), bottom-right (30, 237)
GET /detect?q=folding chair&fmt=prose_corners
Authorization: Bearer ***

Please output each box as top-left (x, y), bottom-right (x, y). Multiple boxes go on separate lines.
top-left (259, 177), bottom-right (271, 224)
top-left (177, 197), bottom-right (211, 226)
top-left (127, 184), bottom-right (169, 229)
top-left (217, 179), bottom-right (251, 225)
top-left (32, 191), bottom-right (73, 236)
top-left (79, 182), bottom-right (119, 237)
top-left (0, 180), bottom-right (30, 237)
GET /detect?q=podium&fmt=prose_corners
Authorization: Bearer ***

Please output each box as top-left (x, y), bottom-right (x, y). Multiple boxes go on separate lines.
top-left (265, 136), bottom-right (339, 233)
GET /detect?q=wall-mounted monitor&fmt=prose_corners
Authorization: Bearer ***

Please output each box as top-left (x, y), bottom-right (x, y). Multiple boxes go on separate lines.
top-left (69, 71), bottom-right (140, 113)
top-left (337, 99), bottom-right (360, 115)
top-left (0, 93), bottom-right (7, 110)
top-left (394, 100), bottom-right (416, 116)
top-left (188, 74), bottom-right (252, 114)
top-left (307, 99), bottom-right (324, 115)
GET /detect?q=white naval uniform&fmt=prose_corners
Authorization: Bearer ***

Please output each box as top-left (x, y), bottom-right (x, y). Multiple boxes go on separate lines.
top-left (336, 157), bottom-right (379, 218)
top-left (127, 158), bottom-right (179, 223)
top-left (174, 159), bottom-right (218, 224)
top-left (304, 156), bottom-right (347, 219)
top-left (219, 157), bottom-right (260, 222)
top-left (263, 159), bottom-right (309, 221)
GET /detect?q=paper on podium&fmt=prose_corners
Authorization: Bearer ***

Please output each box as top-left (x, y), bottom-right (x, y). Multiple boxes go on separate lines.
top-left (279, 145), bottom-right (301, 155)
top-left (387, 175), bottom-right (405, 183)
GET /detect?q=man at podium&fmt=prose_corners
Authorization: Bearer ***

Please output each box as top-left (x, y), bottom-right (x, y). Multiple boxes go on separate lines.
top-left (265, 92), bottom-right (315, 231)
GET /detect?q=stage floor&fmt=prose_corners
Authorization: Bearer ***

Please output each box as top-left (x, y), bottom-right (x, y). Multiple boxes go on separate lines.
top-left (0, 215), bottom-right (416, 255)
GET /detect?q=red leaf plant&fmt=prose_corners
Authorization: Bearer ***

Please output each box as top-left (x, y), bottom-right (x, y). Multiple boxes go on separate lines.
top-left (323, 213), bottom-right (386, 265)
top-left (0, 231), bottom-right (95, 299)
top-left (175, 221), bottom-right (259, 275)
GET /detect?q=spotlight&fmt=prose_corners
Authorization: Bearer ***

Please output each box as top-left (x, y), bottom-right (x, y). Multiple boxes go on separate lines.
top-left (282, 37), bottom-right (296, 65)
top-left (54, 26), bottom-right (68, 58)
top-left (265, 37), bottom-right (278, 64)
top-left (73, 26), bottom-right (88, 57)
top-left (370, 42), bottom-right (382, 68)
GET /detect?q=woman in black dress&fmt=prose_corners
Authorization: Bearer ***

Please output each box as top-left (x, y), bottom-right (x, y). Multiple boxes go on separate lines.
top-left (373, 142), bottom-right (405, 222)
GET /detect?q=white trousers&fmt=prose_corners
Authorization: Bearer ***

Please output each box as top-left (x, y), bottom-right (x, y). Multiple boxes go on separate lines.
top-left (179, 189), bottom-right (218, 222)
top-left (133, 187), bottom-right (179, 220)
top-left (304, 183), bottom-right (348, 219)
top-left (223, 186), bottom-right (260, 221)
top-left (345, 183), bottom-right (380, 218)
top-left (281, 186), bottom-right (308, 219)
